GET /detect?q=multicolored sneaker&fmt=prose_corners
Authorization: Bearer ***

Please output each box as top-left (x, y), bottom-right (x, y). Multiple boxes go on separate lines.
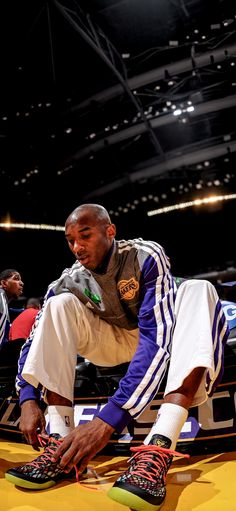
top-left (107, 435), bottom-right (189, 511)
top-left (5, 433), bottom-right (75, 490)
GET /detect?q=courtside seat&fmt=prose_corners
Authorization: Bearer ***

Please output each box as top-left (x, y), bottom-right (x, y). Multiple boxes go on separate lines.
top-left (74, 358), bottom-right (129, 397)
top-left (226, 327), bottom-right (236, 348)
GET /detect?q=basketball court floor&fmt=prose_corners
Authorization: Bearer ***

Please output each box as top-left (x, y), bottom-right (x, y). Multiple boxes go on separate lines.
top-left (1, 438), bottom-right (236, 511)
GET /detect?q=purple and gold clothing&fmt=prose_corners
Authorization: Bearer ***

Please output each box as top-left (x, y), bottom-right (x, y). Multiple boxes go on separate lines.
top-left (16, 239), bottom-right (228, 432)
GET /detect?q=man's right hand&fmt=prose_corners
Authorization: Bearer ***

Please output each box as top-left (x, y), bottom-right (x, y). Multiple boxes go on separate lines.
top-left (20, 400), bottom-right (47, 450)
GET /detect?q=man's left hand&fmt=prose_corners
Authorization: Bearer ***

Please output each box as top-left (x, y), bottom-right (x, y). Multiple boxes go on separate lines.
top-left (52, 417), bottom-right (115, 475)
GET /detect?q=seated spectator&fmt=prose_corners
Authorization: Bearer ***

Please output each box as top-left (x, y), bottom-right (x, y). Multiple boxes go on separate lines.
top-left (0, 269), bottom-right (24, 375)
top-left (0, 269), bottom-right (24, 349)
top-left (9, 297), bottom-right (41, 342)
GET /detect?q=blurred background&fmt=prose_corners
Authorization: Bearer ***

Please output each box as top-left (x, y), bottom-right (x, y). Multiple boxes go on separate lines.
top-left (1, 0), bottom-right (236, 298)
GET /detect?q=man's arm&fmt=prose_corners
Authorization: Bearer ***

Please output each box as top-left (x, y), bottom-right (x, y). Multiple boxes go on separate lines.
top-left (0, 291), bottom-right (10, 347)
top-left (20, 400), bottom-right (46, 450)
top-left (16, 302), bottom-right (45, 403)
top-left (16, 264), bottom-right (78, 447)
top-left (16, 307), bottom-right (47, 448)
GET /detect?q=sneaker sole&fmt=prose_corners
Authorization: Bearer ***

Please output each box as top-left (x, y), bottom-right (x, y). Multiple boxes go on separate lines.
top-left (5, 472), bottom-right (56, 490)
top-left (107, 486), bottom-right (164, 511)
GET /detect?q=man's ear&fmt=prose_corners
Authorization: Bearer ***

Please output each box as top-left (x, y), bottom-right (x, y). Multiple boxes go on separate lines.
top-left (0, 279), bottom-right (7, 290)
top-left (107, 223), bottom-right (116, 238)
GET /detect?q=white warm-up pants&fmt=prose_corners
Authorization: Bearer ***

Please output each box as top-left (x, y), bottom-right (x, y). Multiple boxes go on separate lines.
top-left (22, 280), bottom-right (227, 408)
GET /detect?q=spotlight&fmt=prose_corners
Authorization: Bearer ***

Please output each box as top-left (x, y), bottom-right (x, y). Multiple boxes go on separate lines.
top-left (173, 109), bottom-right (182, 116)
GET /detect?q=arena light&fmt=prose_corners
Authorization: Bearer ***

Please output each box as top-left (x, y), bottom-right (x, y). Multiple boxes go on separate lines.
top-left (147, 193), bottom-right (236, 217)
top-left (0, 222), bottom-right (64, 231)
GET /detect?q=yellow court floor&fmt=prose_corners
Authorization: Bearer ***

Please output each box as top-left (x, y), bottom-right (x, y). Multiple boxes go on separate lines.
top-left (1, 439), bottom-right (236, 511)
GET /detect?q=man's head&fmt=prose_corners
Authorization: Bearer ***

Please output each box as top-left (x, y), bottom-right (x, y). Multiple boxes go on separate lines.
top-left (65, 204), bottom-right (116, 270)
top-left (26, 297), bottom-right (41, 310)
top-left (0, 269), bottom-right (24, 300)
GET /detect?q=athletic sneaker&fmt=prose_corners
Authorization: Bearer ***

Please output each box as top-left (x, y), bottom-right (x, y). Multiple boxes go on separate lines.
top-left (107, 434), bottom-right (189, 511)
top-left (5, 433), bottom-right (76, 490)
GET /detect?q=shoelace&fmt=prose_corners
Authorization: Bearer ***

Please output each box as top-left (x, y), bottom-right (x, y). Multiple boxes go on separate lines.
top-left (25, 434), bottom-right (63, 469)
top-left (38, 433), bottom-right (81, 481)
top-left (37, 433), bottom-right (50, 449)
top-left (127, 445), bottom-right (189, 483)
top-left (29, 434), bottom-right (105, 483)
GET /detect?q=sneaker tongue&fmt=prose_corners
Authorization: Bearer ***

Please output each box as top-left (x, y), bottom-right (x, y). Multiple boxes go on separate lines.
top-left (149, 434), bottom-right (171, 448)
top-left (49, 433), bottom-right (62, 441)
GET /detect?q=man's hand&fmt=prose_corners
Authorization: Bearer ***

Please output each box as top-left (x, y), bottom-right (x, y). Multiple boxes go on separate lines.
top-left (52, 417), bottom-right (115, 475)
top-left (20, 400), bottom-right (47, 450)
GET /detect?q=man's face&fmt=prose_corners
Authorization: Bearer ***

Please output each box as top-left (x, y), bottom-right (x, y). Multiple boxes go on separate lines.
top-left (65, 216), bottom-right (115, 270)
top-left (1, 273), bottom-right (24, 299)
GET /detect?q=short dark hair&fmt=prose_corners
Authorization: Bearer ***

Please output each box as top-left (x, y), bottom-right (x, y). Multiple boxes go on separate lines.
top-left (26, 297), bottom-right (41, 309)
top-left (0, 269), bottom-right (19, 281)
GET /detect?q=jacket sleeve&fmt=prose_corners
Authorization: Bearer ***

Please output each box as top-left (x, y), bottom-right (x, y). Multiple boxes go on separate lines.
top-left (16, 284), bottom-right (58, 405)
top-left (98, 247), bottom-right (176, 432)
top-left (16, 305), bottom-right (45, 404)
top-left (0, 292), bottom-right (10, 348)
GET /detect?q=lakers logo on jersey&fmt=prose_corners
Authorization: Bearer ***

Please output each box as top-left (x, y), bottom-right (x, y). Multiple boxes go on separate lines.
top-left (117, 277), bottom-right (139, 300)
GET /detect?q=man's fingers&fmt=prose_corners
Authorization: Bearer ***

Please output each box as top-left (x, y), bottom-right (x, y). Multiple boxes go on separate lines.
top-left (24, 436), bottom-right (39, 451)
top-left (75, 456), bottom-right (90, 476)
top-left (29, 439), bottom-right (39, 450)
top-left (64, 462), bottom-right (74, 473)
top-left (53, 439), bottom-right (86, 470)
top-left (40, 417), bottom-right (46, 430)
top-left (52, 437), bottom-right (71, 462)
top-left (32, 442), bottom-right (40, 451)
top-left (59, 444), bottom-right (79, 468)
top-left (63, 456), bottom-right (89, 475)
top-left (25, 431), bottom-right (40, 450)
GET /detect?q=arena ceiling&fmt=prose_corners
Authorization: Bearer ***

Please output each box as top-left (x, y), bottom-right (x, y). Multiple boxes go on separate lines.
top-left (1, 0), bottom-right (236, 292)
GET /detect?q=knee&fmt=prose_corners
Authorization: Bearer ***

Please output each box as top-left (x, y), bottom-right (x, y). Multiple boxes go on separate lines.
top-left (180, 278), bottom-right (216, 295)
top-left (46, 292), bottom-right (78, 312)
top-left (193, 280), bottom-right (217, 301)
top-left (177, 279), bottom-right (219, 309)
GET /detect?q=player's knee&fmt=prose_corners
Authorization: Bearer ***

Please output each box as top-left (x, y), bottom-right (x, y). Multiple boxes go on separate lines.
top-left (47, 292), bottom-right (77, 312)
top-left (180, 278), bottom-right (215, 295)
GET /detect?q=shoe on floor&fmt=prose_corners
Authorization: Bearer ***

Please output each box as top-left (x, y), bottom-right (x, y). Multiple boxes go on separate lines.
top-left (107, 434), bottom-right (189, 511)
top-left (5, 433), bottom-right (75, 490)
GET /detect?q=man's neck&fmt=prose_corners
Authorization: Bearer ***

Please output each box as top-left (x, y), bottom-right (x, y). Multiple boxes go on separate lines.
top-left (93, 241), bottom-right (114, 274)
